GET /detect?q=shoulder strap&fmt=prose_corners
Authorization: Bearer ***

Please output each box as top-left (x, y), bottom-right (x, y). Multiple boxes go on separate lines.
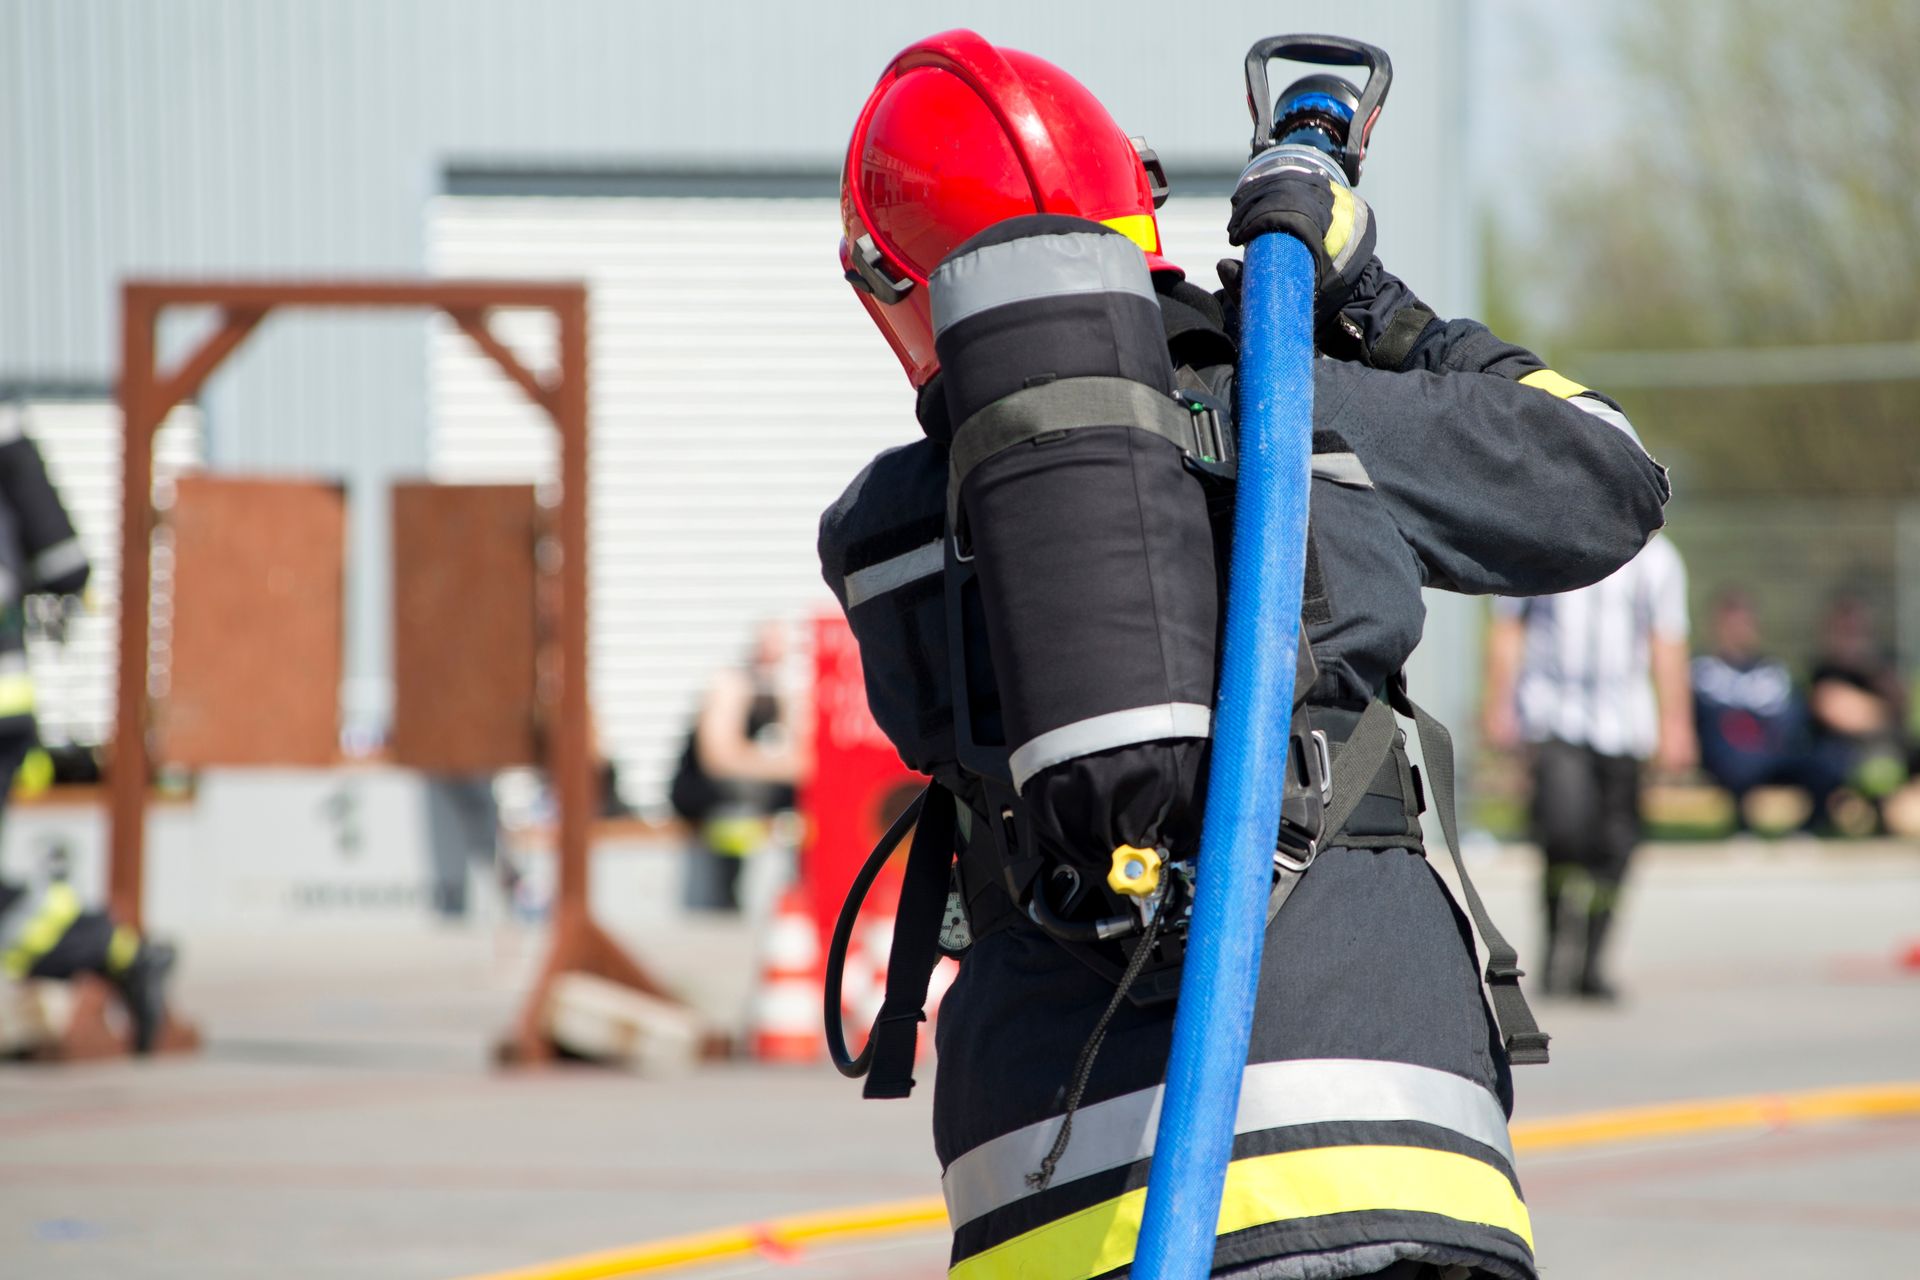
top-left (862, 782), bottom-right (959, 1099)
top-left (1268, 699), bottom-right (1397, 923)
top-left (1405, 696), bottom-right (1551, 1065)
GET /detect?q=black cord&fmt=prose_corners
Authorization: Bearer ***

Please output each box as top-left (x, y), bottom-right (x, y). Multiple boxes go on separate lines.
top-left (1028, 903), bottom-right (1168, 1192)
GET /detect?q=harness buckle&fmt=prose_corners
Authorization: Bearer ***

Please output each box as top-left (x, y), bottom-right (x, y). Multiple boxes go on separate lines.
top-left (1274, 727), bottom-right (1331, 872)
top-left (1177, 390), bottom-right (1236, 481)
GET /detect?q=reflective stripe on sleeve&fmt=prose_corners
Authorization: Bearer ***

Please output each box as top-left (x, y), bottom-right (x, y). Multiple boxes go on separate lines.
top-left (942, 1057), bottom-right (1516, 1229)
top-left (948, 1143), bottom-right (1533, 1280)
top-left (1567, 393), bottom-right (1646, 445)
top-left (1, 882), bottom-right (82, 978)
top-left (0, 650), bottom-right (33, 719)
top-left (1518, 368), bottom-right (1590, 399)
top-left (843, 539), bottom-right (942, 608)
top-left (1310, 451), bottom-right (1374, 489)
top-left (31, 536), bottom-right (88, 588)
top-left (0, 677), bottom-right (34, 720)
top-left (1007, 702), bottom-right (1211, 793)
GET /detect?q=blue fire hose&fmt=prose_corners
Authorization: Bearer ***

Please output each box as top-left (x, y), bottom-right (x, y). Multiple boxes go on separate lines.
top-left (1132, 230), bottom-right (1317, 1277)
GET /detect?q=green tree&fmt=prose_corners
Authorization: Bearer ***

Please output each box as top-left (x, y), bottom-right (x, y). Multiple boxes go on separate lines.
top-left (1493, 0), bottom-right (1920, 497)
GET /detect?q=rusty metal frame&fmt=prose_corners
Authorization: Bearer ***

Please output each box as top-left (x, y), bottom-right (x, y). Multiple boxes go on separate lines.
top-left (111, 279), bottom-right (668, 1063)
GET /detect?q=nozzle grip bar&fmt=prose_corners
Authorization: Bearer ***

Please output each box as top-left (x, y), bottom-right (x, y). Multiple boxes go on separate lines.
top-left (1244, 34), bottom-right (1393, 184)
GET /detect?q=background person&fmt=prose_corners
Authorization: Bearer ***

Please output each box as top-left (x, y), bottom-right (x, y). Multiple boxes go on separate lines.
top-left (1691, 588), bottom-right (1842, 830)
top-left (0, 421), bottom-right (175, 1052)
top-left (1805, 592), bottom-right (1910, 830)
top-left (1484, 534), bottom-right (1695, 1000)
top-left (670, 620), bottom-right (805, 913)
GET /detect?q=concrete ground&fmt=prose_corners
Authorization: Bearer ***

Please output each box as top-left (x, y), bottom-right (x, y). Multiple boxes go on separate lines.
top-left (1, 840), bottom-right (1916, 1280)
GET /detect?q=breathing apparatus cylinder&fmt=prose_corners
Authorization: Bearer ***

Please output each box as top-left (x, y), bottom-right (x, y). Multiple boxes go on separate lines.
top-left (931, 214), bottom-right (1219, 875)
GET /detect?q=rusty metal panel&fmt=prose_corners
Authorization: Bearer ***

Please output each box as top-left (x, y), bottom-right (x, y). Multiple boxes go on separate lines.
top-left (390, 483), bottom-right (541, 771)
top-left (159, 476), bottom-right (345, 766)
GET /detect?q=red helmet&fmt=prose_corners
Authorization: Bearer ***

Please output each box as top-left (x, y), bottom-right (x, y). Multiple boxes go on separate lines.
top-left (840, 30), bottom-right (1179, 387)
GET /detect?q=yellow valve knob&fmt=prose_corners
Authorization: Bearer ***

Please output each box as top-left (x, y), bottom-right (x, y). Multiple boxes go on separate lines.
top-left (1107, 845), bottom-right (1163, 898)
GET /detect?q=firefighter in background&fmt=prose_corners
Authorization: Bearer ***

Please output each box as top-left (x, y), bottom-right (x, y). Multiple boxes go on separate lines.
top-left (0, 406), bottom-right (175, 1053)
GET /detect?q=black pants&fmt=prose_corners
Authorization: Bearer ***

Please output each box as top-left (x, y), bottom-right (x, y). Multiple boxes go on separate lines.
top-left (26, 910), bottom-right (117, 980)
top-left (1530, 739), bottom-right (1640, 992)
top-left (1531, 738), bottom-right (1640, 887)
top-left (0, 726), bottom-right (119, 981)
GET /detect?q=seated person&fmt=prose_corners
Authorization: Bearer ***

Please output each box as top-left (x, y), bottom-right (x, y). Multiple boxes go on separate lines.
top-left (1808, 593), bottom-right (1911, 812)
top-left (1692, 589), bottom-right (1840, 820)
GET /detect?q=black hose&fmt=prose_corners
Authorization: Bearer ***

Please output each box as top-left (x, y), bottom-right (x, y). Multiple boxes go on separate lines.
top-left (824, 786), bottom-right (927, 1078)
top-left (1022, 873), bottom-right (1138, 943)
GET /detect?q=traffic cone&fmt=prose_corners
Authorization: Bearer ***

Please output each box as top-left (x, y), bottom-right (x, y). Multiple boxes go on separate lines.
top-left (748, 887), bottom-right (825, 1063)
top-left (841, 915), bottom-right (893, 1036)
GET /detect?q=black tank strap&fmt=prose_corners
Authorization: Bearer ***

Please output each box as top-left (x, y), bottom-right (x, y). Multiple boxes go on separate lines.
top-left (861, 782), bottom-right (958, 1099)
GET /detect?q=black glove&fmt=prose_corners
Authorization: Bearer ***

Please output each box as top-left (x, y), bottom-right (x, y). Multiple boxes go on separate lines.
top-left (1323, 257), bottom-right (1442, 370)
top-left (1225, 163), bottom-right (1376, 319)
top-left (1218, 253), bottom-right (1442, 371)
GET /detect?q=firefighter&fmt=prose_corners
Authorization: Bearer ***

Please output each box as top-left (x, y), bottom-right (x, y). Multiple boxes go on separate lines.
top-left (823, 32), bottom-right (1670, 1279)
top-left (0, 406), bottom-right (174, 1054)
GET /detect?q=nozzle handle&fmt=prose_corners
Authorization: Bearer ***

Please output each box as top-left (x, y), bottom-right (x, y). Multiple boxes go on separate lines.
top-left (1244, 34), bottom-right (1392, 184)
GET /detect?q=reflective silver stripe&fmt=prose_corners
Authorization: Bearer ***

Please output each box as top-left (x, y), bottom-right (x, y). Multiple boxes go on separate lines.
top-left (929, 231), bottom-right (1158, 337)
top-left (0, 651), bottom-right (28, 678)
top-left (1570, 393), bottom-right (1644, 445)
top-left (941, 1057), bottom-right (1516, 1229)
top-left (1007, 702), bottom-right (1210, 792)
top-left (31, 536), bottom-right (88, 588)
top-left (1311, 450), bottom-right (1373, 489)
top-left (842, 539), bottom-right (942, 609)
top-left (0, 406), bottom-right (22, 444)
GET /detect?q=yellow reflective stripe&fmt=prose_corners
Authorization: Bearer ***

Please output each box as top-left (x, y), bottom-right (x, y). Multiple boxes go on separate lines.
top-left (2, 882), bottom-right (82, 978)
top-left (0, 671), bottom-right (34, 717)
top-left (14, 747), bottom-right (53, 798)
top-left (1100, 214), bottom-right (1159, 255)
top-left (1519, 368), bottom-right (1590, 400)
top-left (108, 925), bottom-right (141, 974)
top-left (1324, 184), bottom-right (1357, 262)
top-left (948, 1145), bottom-right (1532, 1280)
top-left (701, 815), bottom-right (770, 857)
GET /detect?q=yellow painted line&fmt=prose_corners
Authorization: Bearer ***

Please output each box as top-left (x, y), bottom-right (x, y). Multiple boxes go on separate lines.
top-left (459, 1081), bottom-right (1920, 1280)
top-left (1511, 1080), bottom-right (1920, 1154)
top-left (456, 1196), bottom-right (947, 1280)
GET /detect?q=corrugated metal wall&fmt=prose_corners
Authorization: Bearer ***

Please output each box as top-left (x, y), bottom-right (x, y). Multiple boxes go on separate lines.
top-left (0, 0), bottom-right (1475, 742)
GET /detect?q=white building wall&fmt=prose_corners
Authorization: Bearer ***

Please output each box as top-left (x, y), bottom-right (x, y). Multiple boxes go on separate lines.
top-left (0, 0), bottom-right (1479, 788)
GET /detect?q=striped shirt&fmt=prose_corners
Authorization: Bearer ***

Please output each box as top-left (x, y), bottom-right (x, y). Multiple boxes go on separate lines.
top-left (1494, 535), bottom-right (1689, 759)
